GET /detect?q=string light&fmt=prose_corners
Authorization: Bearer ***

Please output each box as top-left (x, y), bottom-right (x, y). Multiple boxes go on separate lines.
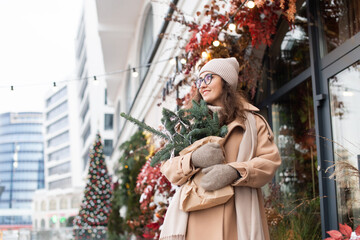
top-left (212, 40), bottom-right (220, 47)
top-left (228, 18), bottom-right (236, 31)
top-left (180, 58), bottom-right (187, 64)
top-left (132, 68), bottom-right (139, 77)
top-left (201, 51), bottom-right (209, 59)
top-left (247, 0), bottom-right (255, 8)
top-left (170, 58), bottom-right (176, 65)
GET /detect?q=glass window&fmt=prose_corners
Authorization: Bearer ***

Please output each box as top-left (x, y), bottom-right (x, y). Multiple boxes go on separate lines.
top-left (83, 153), bottom-right (89, 170)
top-left (271, 78), bottom-right (321, 238)
top-left (47, 131), bottom-right (69, 148)
top-left (41, 200), bottom-right (46, 211)
top-left (46, 86), bottom-right (67, 107)
top-left (104, 114), bottom-right (113, 130)
top-left (60, 198), bottom-right (68, 209)
top-left (48, 162), bottom-right (71, 176)
top-left (81, 99), bottom-right (89, 123)
top-left (267, 0), bottom-right (310, 93)
top-left (79, 76), bottom-right (88, 101)
top-left (116, 101), bottom-right (121, 136)
top-left (320, 0), bottom-right (360, 55)
top-left (47, 101), bottom-right (68, 121)
top-left (104, 140), bottom-right (113, 156)
top-left (329, 61), bottom-right (360, 228)
top-left (47, 116), bottom-right (68, 134)
top-left (82, 125), bottom-right (91, 145)
top-left (71, 196), bottom-right (80, 208)
top-left (139, 6), bottom-right (154, 82)
top-left (48, 146), bottom-right (70, 162)
top-left (49, 199), bottom-right (56, 210)
top-left (49, 177), bottom-right (71, 190)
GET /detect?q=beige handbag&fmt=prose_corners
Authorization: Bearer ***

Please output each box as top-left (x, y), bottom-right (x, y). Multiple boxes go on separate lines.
top-left (178, 136), bottom-right (234, 212)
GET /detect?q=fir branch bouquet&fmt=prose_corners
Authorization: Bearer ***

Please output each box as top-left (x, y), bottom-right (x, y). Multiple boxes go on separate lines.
top-left (120, 100), bottom-right (228, 166)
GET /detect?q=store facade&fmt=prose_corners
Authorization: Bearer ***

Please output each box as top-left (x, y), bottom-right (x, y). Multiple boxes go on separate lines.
top-left (256, 0), bottom-right (360, 237)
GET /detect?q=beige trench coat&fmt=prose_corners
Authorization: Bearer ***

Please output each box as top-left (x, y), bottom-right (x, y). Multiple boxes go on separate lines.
top-left (161, 103), bottom-right (281, 240)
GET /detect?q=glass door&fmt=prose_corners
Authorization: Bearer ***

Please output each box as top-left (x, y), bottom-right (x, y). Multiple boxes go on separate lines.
top-left (322, 46), bottom-right (360, 228)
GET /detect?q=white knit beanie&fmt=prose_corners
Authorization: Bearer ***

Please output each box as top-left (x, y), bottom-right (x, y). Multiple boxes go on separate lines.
top-left (199, 57), bottom-right (239, 89)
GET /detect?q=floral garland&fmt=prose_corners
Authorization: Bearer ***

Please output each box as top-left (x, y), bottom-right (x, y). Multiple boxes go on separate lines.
top-left (163, 0), bottom-right (297, 104)
top-left (136, 143), bottom-right (175, 239)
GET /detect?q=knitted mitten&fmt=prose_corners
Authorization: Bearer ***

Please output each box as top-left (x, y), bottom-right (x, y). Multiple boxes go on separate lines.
top-left (191, 143), bottom-right (225, 168)
top-left (200, 164), bottom-right (240, 191)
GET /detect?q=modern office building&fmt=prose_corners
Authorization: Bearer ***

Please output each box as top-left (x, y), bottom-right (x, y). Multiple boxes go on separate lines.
top-left (0, 112), bottom-right (44, 230)
top-left (32, 84), bottom-right (84, 230)
top-left (74, 3), bottom-right (114, 172)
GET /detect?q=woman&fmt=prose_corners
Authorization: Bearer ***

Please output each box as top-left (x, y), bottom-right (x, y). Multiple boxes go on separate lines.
top-left (160, 57), bottom-right (281, 240)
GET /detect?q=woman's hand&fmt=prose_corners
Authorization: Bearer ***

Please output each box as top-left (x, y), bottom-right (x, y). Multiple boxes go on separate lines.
top-left (200, 164), bottom-right (240, 191)
top-left (191, 143), bottom-right (225, 168)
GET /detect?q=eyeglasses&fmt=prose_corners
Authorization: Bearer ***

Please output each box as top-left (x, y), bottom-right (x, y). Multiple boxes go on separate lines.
top-left (195, 73), bottom-right (214, 89)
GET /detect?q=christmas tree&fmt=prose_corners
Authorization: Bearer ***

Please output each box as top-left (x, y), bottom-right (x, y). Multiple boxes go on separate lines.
top-left (120, 99), bottom-right (227, 166)
top-left (73, 133), bottom-right (112, 240)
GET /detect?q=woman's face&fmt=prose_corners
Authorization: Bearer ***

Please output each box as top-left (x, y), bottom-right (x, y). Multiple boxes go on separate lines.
top-left (198, 72), bottom-right (223, 106)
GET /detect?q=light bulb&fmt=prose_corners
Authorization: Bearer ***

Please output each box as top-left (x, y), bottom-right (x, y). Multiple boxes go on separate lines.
top-left (201, 51), bottom-right (209, 59)
top-left (247, 0), bottom-right (255, 8)
top-left (170, 58), bottom-right (176, 65)
top-left (212, 40), bottom-right (220, 47)
top-left (132, 68), bottom-right (139, 77)
top-left (180, 58), bottom-right (187, 64)
top-left (229, 23), bottom-right (236, 31)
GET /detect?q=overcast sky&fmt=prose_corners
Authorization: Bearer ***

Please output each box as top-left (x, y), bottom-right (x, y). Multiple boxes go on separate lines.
top-left (0, 0), bottom-right (81, 114)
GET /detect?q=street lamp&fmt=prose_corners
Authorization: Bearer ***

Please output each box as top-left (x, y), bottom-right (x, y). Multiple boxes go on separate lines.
top-left (9, 143), bottom-right (20, 208)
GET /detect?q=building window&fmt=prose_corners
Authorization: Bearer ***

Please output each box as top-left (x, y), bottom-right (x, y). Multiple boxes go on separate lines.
top-left (82, 124), bottom-right (91, 145)
top-left (319, 0), bottom-right (360, 55)
top-left (46, 86), bottom-right (67, 108)
top-left (104, 114), bottom-right (113, 130)
top-left (104, 140), bottom-right (113, 156)
top-left (105, 88), bottom-right (108, 105)
top-left (48, 177), bottom-right (71, 190)
top-left (46, 101), bottom-right (68, 121)
top-left (60, 198), bottom-right (68, 209)
top-left (47, 131), bottom-right (69, 148)
top-left (41, 200), bottom-right (46, 211)
top-left (329, 61), bottom-right (360, 227)
top-left (48, 162), bottom-right (71, 176)
top-left (80, 99), bottom-right (90, 123)
top-left (139, 6), bottom-right (154, 82)
top-left (116, 101), bottom-right (121, 135)
top-left (83, 153), bottom-right (90, 170)
top-left (47, 116), bottom-right (69, 134)
top-left (41, 219), bottom-right (45, 228)
top-left (49, 199), bottom-right (56, 210)
top-left (71, 197), bottom-right (80, 208)
top-left (48, 146), bottom-right (70, 162)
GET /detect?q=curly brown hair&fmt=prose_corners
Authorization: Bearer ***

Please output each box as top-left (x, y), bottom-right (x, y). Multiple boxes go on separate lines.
top-left (189, 80), bottom-right (248, 125)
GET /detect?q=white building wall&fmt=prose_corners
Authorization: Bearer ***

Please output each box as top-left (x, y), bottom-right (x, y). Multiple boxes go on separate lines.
top-left (104, 0), bottom-right (208, 164)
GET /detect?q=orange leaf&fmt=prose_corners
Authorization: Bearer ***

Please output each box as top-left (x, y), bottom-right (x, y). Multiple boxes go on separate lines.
top-left (339, 223), bottom-right (352, 237)
top-left (327, 230), bottom-right (343, 239)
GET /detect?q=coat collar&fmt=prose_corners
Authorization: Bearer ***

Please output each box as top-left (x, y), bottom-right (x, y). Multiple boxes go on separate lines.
top-left (226, 101), bottom-right (259, 134)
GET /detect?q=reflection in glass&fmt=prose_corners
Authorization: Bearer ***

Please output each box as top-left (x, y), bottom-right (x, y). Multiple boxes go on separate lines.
top-left (270, 78), bottom-right (321, 238)
top-left (329, 61), bottom-right (360, 227)
top-left (320, 0), bottom-right (360, 54)
top-left (267, 0), bottom-right (310, 93)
